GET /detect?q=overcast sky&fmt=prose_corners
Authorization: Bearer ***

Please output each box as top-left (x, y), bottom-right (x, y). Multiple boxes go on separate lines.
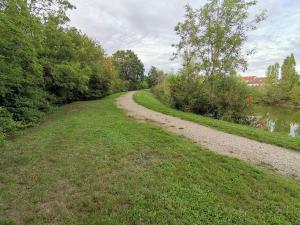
top-left (68, 0), bottom-right (300, 76)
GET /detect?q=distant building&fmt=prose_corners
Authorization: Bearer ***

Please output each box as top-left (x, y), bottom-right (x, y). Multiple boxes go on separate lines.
top-left (242, 76), bottom-right (266, 87)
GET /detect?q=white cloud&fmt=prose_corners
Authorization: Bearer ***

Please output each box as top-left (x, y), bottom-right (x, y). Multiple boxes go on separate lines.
top-left (68, 0), bottom-right (300, 75)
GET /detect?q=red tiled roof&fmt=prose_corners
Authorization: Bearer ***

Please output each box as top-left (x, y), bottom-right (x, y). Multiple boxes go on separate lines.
top-left (242, 76), bottom-right (266, 85)
top-left (243, 76), bottom-right (255, 81)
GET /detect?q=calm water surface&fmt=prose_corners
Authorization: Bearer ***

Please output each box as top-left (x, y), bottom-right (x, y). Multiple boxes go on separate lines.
top-left (252, 105), bottom-right (300, 137)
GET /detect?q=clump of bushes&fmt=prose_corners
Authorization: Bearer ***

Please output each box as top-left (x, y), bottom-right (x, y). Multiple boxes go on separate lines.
top-left (152, 71), bottom-right (251, 123)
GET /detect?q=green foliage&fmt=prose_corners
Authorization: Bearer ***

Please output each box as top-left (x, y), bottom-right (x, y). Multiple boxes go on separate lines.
top-left (290, 86), bottom-right (300, 106)
top-left (169, 74), bottom-right (209, 114)
top-left (165, 0), bottom-right (263, 123)
top-left (174, 0), bottom-right (266, 76)
top-left (0, 0), bottom-right (142, 141)
top-left (259, 62), bottom-right (282, 104)
top-left (153, 72), bottom-right (251, 123)
top-left (25, 0), bottom-right (75, 22)
top-left (0, 0), bottom-right (50, 129)
top-left (41, 21), bottom-right (106, 103)
top-left (49, 62), bottom-right (90, 102)
top-left (147, 66), bottom-right (165, 87)
top-left (102, 57), bottom-right (129, 93)
top-left (112, 50), bottom-right (145, 90)
top-left (0, 107), bottom-right (19, 132)
top-left (280, 54), bottom-right (299, 98)
top-left (152, 76), bottom-right (172, 105)
top-left (207, 74), bottom-right (251, 122)
top-left (266, 62), bottom-right (280, 83)
top-left (256, 54), bottom-right (300, 106)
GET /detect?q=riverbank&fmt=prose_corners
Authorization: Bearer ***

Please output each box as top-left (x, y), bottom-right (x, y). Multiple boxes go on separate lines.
top-left (133, 90), bottom-right (300, 151)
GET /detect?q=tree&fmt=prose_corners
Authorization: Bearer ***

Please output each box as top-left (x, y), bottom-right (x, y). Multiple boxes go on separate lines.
top-left (280, 54), bottom-right (298, 96)
top-left (290, 86), bottom-right (300, 106)
top-left (260, 63), bottom-right (283, 105)
top-left (0, 0), bottom-right (49, 124)
top-left (174, 0), bottom-right (266, 77)
top-left (41, 21), bottom-right (88, 103)
top-left (148, 66), bottom-right (165, 87)
top-left (101, 57), bottom-right (129, 92)
top-left (258, 54), bottom-right (299, 105)
top-left (163, 0), bottom-right (264, 122)
top-left (87, 57), bottom-right (120, 99)
top-left (112, 50), bottom-right (145, 90)
top-left (266, 62), bottom-right (280, 84)
top-left (206, 73), bottom-right (251, 122)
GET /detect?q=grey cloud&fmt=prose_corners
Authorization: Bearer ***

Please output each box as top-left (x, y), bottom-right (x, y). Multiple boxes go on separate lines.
top-left (69, 0), bottom-right (300, 75)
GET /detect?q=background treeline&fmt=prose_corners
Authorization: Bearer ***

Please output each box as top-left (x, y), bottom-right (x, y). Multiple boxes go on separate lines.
top-left (0, 0), bottom-right (145, 143)
top-left (254, 54), bottom-right (300, 106)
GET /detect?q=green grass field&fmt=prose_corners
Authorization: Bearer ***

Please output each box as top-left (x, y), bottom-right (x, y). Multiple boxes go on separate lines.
top-left (1, 93), bottom-right (300, 225)
top-left (133, 90), bottom-right (300, 152)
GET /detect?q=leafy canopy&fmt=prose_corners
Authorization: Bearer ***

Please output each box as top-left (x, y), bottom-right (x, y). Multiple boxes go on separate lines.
top-left (174, 0), bottom-right (266, 77)
top-left (148, 66), bottom-right (165, 87)
top-left (112, 50), bottom-right (145, 90)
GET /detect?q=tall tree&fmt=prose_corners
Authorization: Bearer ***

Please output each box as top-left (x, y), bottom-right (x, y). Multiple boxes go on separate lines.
top-left (262, 62), bottom-right (282, 105)
top-left (112, 50), bottom-right (145, 90)
top-left (174, 0), bottom-right (266, 77)
top-left (148, 66), bottom-right (165, 87)
top-left (281, 54), bottom-right (298, 91)
top-left (265, 62), bottom-right (280, 85)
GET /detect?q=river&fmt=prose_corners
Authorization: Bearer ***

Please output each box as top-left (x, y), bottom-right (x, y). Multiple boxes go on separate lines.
top-left (252, 105), bottom-right (300, 137)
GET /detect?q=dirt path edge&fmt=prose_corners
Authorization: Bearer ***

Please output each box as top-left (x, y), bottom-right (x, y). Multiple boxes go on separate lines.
top-left (117, 91), bottom-right (300, 179)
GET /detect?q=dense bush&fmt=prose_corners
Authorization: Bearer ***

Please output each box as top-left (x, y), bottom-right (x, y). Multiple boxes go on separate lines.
top-left (0, 0), bottom-right (143, 142)
top-left (290, 86), bottom-right (300, 106)
top-left (152, 72), bottom-right (251, 123)
top-left (0, 0), bottom-right (50, 125)
top-left (206, 74), bottom-right (251, 123)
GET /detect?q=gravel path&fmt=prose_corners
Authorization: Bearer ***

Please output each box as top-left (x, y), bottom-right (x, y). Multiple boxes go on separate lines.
top-left (117, 92), bottom-right (300, 179)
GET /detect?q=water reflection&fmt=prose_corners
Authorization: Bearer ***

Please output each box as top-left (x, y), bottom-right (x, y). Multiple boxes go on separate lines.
top-left (290, 123), bottom-right (299, 137)
top-left (267, 119), bottom-right (276, 133)
top-left (252, 105), bottom-right (300, 137)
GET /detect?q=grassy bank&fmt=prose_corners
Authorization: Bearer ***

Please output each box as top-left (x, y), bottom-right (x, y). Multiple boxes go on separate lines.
top-left (1, 93), bottom-right (300, 225)
top-left (133, 90), bottom-right (300, 152)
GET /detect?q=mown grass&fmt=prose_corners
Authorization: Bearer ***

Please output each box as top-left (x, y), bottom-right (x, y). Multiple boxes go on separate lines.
top-left (133, 90), bottom-right (300, 152)
top-left (0, 93), bottom-right (300, 225)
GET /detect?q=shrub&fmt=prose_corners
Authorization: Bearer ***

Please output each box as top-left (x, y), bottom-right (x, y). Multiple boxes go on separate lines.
top-left (290, 86), bottom-right (300, 106)
top-left (0, 107), bottom-right (21, 145)
top-left (206, 74), bottom-right (251, 123)
top-left (152, 72), bottom-right (251, 123)
top-left (0, 0), bottom-right (50, 126)
top-left (152, 76), bottom-right (172, 105)
top-left (0, 107), bottom-right (19, 133)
